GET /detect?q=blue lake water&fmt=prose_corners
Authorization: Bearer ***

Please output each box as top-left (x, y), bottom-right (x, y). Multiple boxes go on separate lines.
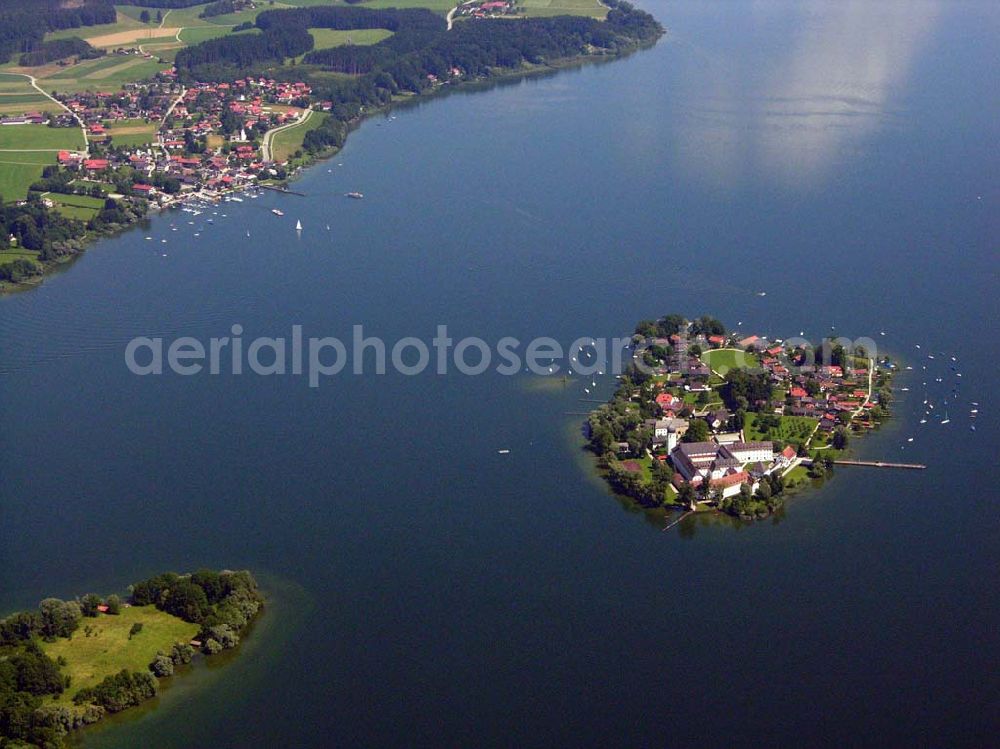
top-left (1, 0), bottom-right (998, 745)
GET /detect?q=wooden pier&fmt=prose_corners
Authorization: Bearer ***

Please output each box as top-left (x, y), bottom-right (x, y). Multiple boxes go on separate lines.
top-left (833, 460), bottom-right (927, 470)
top-left (802, 458), bottom-right (926, 470)
top-left (260, 184), bottom-right (306, 197)
top-left (662, 510), bottom-right (694, 532)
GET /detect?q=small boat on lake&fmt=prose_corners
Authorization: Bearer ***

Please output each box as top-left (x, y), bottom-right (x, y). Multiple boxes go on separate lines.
top-left (345, 192), bottom-right (364, 199)
top-left (296, 220), bottom-right (302, 231)
top-left (272, 209), bottom-right (284, 216)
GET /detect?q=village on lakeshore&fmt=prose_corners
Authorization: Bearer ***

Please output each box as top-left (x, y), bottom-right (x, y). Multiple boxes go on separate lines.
top-left (587, 314), bottom-right (896, 519)
top-left (10, 73), bottom-right (331, 211)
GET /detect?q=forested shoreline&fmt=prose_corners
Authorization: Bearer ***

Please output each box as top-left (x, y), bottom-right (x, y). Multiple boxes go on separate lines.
top-left (175, 0), bottom-right (662, 174)
top-left (0, 570), bottom-right (263, 748)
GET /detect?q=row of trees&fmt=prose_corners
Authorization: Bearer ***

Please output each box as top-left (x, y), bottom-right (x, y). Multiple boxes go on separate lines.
top-left (175, 25), bottom-right (315, 69)
top-left (17, 37), bottom-right (103, 67)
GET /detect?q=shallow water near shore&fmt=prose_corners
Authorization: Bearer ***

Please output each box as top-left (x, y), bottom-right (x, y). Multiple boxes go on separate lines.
top-left (1, 0), bottom-right (998, 745)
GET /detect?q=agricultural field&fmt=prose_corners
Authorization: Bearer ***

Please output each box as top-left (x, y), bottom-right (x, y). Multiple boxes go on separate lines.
top-left (0, 125), bottom-right (84, 199)
top-left (43, 10), bottom-right (146, 43)
top-left (520, 0), bottom-right (608, 18)
top-left (39, 56), bottom-right (171, 94)
top-left (39, 605), bottom-right (199, 706)
top-left (701, 348), bottom-right (759, 376)
top-left (309, 28), bottom-right (394, 50)
top-left (0, 124), bottom-right (84, 150)
top-left (0, 74), bottom-right (61, 115)
top-left (366, 0), bottom-right (455, 12)
top-left (0, 154), bottom-right (53, 201)
top-left (102, 118), bottom-right (158, 147)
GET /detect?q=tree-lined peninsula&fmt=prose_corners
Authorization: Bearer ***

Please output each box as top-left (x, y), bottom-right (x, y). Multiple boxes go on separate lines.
top-left (0, 569), bottom-right (263, 748)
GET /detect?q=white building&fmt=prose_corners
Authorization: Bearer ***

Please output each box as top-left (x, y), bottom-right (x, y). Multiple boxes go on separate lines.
top-left (726, 441), bottom-right (774, 464)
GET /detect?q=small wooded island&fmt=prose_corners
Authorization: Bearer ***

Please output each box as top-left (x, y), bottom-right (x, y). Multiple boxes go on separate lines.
top-left (0, 569), bottom-right (262, 748)
top-left (588, 314), bottom-right (895, 519)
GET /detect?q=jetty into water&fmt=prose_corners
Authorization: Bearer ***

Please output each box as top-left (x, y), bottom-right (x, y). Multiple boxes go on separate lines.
top-left (801, 458), bottom-right (926, 470)
top-left (260, 184), bottom-right (307, 197)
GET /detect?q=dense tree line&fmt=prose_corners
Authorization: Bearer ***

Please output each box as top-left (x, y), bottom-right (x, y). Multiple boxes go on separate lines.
top-left (18, 37), bottom-right (103, 67)
top-left (129, 569), bottom-right (264, 653)
top-left (720, 368), bottom-right (774, 412)
top-left (200, 0), bottom-right (241, 18)
top-left (0, 0), bottom-right (115, 65)
top-left (175, 25), bottom-right (315, 69)
top-left (635, 313), bottom-right (686, 339)
top-left (72, 670), bottom-right (157, 713)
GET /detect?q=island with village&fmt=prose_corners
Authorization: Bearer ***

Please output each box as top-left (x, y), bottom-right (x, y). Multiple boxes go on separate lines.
top-left (587, 314), bottom-right (896, 520)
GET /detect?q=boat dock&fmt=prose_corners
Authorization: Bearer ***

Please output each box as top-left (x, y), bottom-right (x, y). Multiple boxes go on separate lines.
top-left (260, 185), bottom-right (306, 197)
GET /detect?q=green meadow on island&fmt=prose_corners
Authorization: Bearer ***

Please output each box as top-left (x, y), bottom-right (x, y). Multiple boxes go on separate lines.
top-left (0, 0), bottom-right (660, 290)
top-left (588, 314), bottom-right (896, 519)
top-left (0, 570), bottom-right (263, 748)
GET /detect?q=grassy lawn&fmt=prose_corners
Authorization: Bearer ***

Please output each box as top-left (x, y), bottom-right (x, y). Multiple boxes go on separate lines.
top-left (74, 179), bottom-right (111, 194)
top-left (46, 193), bottom-right (105, 221)
top-left (701, 348), bottom-right (759, 376)
top-left (40, 606), bottom-right (199, 705)
top-left (0, 248), bottom-right (41, 271)
top-left (271, 110), bottom-right (328, 161)
top-left (743, 412), bottom-right (818, 445)
top-left (621, 455), bottom-right (653, 482)
top-left (520, 0), bottom-right (608, 18)
top-left (784, 465), bottom-right (810, 484)
top-left (308, 28), bottom-right (393, 50)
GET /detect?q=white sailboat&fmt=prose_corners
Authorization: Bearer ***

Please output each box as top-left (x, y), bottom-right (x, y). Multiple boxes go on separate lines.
top-left (295, 220), bottom-right (302, 231)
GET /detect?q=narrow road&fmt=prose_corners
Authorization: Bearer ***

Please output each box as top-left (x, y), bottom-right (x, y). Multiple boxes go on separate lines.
top-left (447, 0), bottom-right (474, 30)
top-left (261, 109), bottom-right (313, 162)
top-left (157, 86), bottom-right (187, 155)
top-left (9, 72), bottom-right (88, 150)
